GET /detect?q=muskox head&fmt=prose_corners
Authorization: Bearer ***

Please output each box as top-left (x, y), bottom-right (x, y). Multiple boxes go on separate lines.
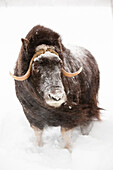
top-left (31, 49), bottom-right (67, 107)
top-left (10, 39), bottom-right (82, 108)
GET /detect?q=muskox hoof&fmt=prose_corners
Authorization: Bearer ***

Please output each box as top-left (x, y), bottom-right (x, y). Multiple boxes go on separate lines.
top-left (80, 121), bottom-right (94, 135)
top-left (61, 127), bottom-right (73, 152)
top-left (64, 143), bottom-right (73, 153)
top-left (31, 125), bottom-right (43, 147)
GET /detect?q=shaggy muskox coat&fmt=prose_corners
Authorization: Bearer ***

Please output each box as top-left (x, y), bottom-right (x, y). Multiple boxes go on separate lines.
top-left (14, 25), bottom-right (100, 130)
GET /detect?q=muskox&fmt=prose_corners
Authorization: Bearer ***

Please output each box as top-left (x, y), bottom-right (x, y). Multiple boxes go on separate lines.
top-left (10, 25), bottom-right (100, 150)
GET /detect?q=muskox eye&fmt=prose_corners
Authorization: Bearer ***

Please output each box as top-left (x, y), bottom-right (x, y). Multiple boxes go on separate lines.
top-left (32, 63), bottom-right (39, 72)
top-left (34, 65), bottom-right (38, 70)
top-left (33, 65), bottom-right (38, 70)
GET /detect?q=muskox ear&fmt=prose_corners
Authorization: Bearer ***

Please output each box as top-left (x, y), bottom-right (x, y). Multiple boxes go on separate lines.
top-left (21, 38), bottom-right (29, 55)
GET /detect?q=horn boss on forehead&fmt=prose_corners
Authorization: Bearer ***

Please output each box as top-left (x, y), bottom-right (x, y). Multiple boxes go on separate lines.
top-left (10, 48), bottom-right (82, 81)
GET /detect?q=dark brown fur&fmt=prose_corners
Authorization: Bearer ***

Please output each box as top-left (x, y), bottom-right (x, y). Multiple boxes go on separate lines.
top-left (14, 25), bottom-right (100, 130)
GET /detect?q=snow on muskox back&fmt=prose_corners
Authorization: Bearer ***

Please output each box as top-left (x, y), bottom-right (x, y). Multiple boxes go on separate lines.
top-left (10, 25), bottom-right (101, 150)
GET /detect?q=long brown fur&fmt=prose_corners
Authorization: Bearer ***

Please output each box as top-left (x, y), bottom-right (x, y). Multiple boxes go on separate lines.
top-left (14, 25), bottom-right (100, 130)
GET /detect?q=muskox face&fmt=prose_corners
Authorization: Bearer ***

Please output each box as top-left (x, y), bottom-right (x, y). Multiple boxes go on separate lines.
top-left (31, 51), bottom-right (67, 108)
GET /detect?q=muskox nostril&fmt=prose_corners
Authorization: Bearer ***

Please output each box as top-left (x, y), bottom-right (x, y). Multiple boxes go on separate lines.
top-left (52, 96), bottom-right (61, 101)
top-left (49, 94), bottom-right (61, 101)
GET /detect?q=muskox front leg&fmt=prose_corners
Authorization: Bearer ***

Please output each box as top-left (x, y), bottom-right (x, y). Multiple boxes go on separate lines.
top-left (61, 127), bottom-right (73, 152)
top-left (80, 121), bottom-right (94, 135)
top-left (31, 125), bottom-right (43, 147)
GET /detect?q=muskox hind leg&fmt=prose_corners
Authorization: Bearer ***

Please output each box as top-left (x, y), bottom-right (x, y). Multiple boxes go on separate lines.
top-left (31, 125), bottom-right (43, 147)
top-left (80, 121), bottom-right (94, 135)
top-left (61, 127), bottom-right (73, 152)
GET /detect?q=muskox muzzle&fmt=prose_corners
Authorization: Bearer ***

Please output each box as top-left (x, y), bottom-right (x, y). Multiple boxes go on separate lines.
top-left (44, 86), bottom-right (67, 108)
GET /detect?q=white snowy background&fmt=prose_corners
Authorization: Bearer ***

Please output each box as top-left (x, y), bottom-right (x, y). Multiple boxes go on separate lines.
top-left (0, 1), bottom-right (113, 169)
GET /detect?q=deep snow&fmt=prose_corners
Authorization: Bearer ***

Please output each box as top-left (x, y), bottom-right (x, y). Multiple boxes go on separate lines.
top-left (0, 6), bottom-right (113, 170)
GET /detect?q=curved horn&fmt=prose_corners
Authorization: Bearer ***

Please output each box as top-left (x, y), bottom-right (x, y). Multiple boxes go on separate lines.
top-left (9, 49), bottom-right (45, 81)
top-left (62, 67), bottom-right (82, 78)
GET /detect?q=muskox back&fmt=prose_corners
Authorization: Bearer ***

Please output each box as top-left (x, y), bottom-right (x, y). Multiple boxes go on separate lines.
top-left (14, 25), bottom-right (100, 131)
top-left (63, 45), bottom-right (99, 105)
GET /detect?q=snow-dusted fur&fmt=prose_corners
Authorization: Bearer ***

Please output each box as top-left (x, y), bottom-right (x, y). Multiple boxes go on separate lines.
top-left (14, 25), bottom-right (100, 131)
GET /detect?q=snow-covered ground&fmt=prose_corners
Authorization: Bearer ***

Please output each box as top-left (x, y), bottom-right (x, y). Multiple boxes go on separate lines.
top-left (0, 6), bottom-right (113, 170)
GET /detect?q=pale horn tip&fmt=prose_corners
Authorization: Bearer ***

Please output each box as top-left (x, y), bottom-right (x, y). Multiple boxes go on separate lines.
top-left (9, 71), bottom-right (13, 77)
top-left (78, 67), bottom-right (83, 73)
